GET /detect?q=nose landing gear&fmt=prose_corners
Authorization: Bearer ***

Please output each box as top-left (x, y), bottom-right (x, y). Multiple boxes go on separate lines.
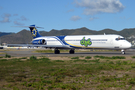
top-left (121, 49), bottom-right (125, 55)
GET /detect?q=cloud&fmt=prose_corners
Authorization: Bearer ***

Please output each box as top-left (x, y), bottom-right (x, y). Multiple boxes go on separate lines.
top-left (20, 16), bottom-right (28, 21)
top-left (14, 21), bottom-right (24, 25)
top-left (74, 0), bottom-right (125, 15)
top-left (89, 17), bottom-right (99, 21)
top-left (70, 15), bottom-right (81, 21)
top-left (119, 16), bottom-right (132, 20)
top-left (0, 13), bottom-right (11, 23)
top-left (67, 9), bottom-right (74, 13)
top-left (0, 6), bottom-right (3, 9)
top-left (15, 16), bottom-right (28, 21)
top-left (0, 13), bottom-right (28, 25)
top-left (127, 17), bottom-right (132, 20)
top-left (13, 16), bottom-right (28, 25)
top-left (13, 14), bottom-right (18, 16)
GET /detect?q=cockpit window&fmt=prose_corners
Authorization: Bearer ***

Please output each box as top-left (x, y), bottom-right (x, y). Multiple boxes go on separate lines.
top-left (115, 38), bottom-right (125, 41)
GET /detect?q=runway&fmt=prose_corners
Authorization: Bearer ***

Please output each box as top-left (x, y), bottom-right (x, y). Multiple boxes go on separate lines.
top-left (0, 49), bottom-right (135, 57)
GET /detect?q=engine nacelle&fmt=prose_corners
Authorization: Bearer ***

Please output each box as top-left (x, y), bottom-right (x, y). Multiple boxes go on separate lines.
top-left (32, 39), bottom-right (47, 45)
top-left (42, 39), bottom-right (47, 45)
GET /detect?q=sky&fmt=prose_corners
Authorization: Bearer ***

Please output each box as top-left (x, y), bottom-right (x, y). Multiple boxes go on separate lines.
top-left (0, 0), bottom-right (135, 33)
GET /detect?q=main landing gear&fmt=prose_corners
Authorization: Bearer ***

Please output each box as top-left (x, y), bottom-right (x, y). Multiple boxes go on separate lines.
top-left (121, 49), bottom-right (125, 55)
top-left (69, 49), bottom-right (75, 54)
top-left (54, 49), bottom-right (75, 54)
top-left (54, 49), bottom-right (60, 54)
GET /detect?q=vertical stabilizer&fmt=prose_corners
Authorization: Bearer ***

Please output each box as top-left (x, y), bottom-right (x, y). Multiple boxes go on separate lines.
top-left (29, 25), bottom-right (41, 39)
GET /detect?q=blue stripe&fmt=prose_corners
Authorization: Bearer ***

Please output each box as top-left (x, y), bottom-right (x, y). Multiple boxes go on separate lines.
top-left (53, 36), bottom-right (65, 45)
top-left (55, 36), bottom-right (76, 47)
top-left (55, 36), bottom-right (68, 45)
top-left (32, 36), bottom-right (76, 48)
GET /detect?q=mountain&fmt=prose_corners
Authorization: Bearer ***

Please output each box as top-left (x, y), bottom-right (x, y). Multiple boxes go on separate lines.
top-left (0, 27), bottom-right (135, 44)
top-left (0, 29), bottom-right (32, 44)
top-left (98, 29), bottom-right (118, 34)
top-left (118, 28), bottom-right (135, 37)
top-left (0, 32), bottom-right (13, 37)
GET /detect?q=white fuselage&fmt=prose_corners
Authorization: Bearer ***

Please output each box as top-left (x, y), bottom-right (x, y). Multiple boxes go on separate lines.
top-left (32, 34), bottom-right (131, 49)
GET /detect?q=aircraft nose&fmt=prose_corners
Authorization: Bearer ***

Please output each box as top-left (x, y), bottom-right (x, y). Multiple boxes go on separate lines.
top-left (125, 42), bottom-right (132, 48)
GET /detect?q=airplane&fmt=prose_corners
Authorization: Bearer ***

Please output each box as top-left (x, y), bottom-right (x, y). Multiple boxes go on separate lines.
top-left (8, 25), bottom-right (131, 54)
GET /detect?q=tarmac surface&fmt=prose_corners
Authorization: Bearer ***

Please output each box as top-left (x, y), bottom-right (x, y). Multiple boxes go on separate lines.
top-left (0, 49), bottom-right (135, 57)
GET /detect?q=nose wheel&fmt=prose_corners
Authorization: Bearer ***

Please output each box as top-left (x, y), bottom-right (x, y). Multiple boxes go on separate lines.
top-left (121, 49), bottom-right (125, 55)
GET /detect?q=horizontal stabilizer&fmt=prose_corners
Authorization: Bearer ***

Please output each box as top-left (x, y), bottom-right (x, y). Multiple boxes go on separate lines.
top-left (11, 26), bottom-right (44, 29)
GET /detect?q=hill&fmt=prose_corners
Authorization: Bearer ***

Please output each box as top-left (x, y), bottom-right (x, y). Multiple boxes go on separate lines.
top-left (0, 29), bottom-right (32, 44)
top-left (0, 27), bottom-right (135, 44)
top-left (0, 32), bottom-right (13, 37)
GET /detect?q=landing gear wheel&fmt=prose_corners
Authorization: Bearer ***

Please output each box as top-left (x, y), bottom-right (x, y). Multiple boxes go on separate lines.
top-left (121, 49), bottom-right (125, 55)
top-left (121, 51), bottom-right (125, 55)
top-left (69, 49), bottom-right (75, 54)
top-left (55, 49), bottom-right (60, 54)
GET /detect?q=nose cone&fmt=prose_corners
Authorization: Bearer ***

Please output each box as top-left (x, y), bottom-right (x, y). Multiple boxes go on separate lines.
top-left (124, 42), bottom-right (132, 48)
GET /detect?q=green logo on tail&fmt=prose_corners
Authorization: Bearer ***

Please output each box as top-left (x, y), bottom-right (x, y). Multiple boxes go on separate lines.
top-left (80, 37), bottom-right (92, 47)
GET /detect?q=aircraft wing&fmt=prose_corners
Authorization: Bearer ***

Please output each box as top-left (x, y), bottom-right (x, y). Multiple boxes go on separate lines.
top-left (7, 44), bottom-right (71, 49)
